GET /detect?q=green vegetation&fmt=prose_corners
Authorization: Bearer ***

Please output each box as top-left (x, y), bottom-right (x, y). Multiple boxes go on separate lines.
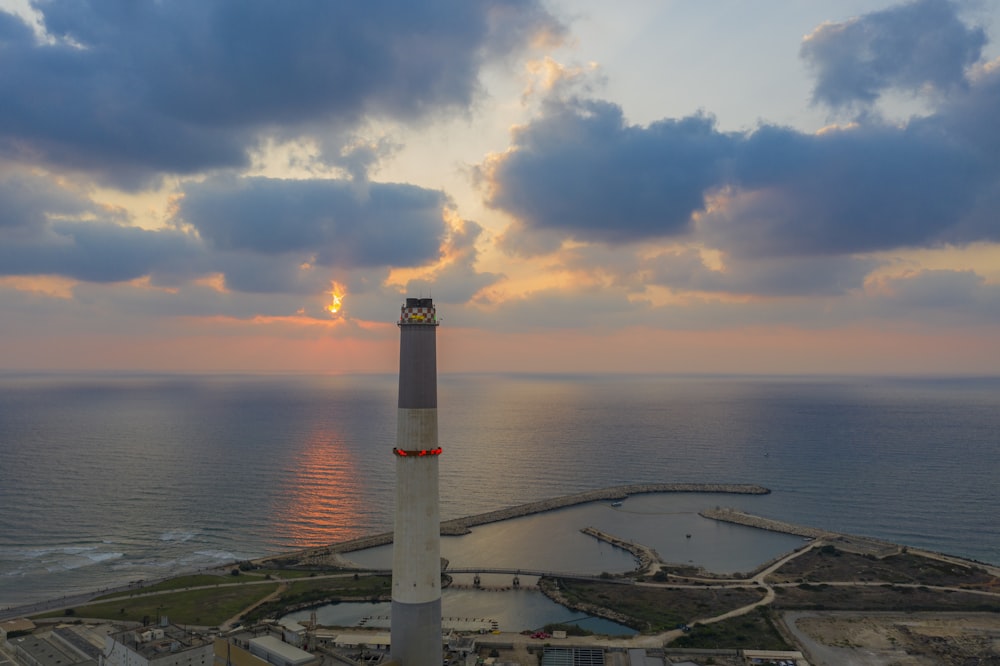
top-left (94, 575), bottom-right (238, 599)
top-left (773, 584), bottom-right (1000, 612)
top-left (33, 570), bottom-right (392, 628)
top-left (244, 574), bottom-right (392, 622)
top-left (545, 579), bottom-right (764, 633)
top-left (36, 583), bottom-right (279, 626)
top-left (282, 574), bottom-right (391, 598)
top-left (673, 609), bottom-right (791, 651)
top-left (771, 548), bottom-right (994, 587)
top-left (250, 569), bottom-right (328, 579)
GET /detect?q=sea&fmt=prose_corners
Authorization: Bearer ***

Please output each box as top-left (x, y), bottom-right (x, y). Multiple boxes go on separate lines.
top-left (1, 373), bottom-right (998, 613)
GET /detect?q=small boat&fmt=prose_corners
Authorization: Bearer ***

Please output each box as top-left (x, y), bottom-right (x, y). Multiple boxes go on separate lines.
top-left (611, 501), bottom-right (623, 507)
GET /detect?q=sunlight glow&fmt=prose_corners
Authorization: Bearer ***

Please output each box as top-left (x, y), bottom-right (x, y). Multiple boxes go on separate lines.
top-left (327, 282), bottom-right (346, 315)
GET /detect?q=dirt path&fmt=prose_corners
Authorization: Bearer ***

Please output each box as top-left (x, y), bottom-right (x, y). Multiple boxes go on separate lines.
top-left (221, 581), bottom-right (288, 631)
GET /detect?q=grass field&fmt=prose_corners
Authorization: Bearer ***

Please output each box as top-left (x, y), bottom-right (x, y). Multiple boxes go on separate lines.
top-left (33, 571), bottom-right (395, 627)
top-left (94, 574), bottom-right (242, 599)
top-left (39, 583), bottom-right (281, 626)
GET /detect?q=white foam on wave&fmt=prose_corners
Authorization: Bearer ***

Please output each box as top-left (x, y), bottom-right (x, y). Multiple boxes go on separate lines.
top-left (27, 544), bottom-right (127, 572)
top-left (16, 544), bottom-right (96, 555)
top-left (160, 530), bottom-right (197, 543)
top-left (191, 549), bottom-right (238, 562)
top-left (85, 551), bottom-right (124, 563)
top-left (62, 545), bottom-right (99, 555)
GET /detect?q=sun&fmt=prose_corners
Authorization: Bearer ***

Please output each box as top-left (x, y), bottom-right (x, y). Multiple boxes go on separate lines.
top-left (326, 282), bottom-right (346, 315)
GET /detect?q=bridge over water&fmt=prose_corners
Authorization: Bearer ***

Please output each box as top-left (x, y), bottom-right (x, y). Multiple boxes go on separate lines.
top-left (369, 567), bottom-right (633, 585)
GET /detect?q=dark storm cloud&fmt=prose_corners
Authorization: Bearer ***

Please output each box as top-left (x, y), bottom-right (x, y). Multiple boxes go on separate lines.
top-left (177, 176), bottom-right (448, 269)
top-left (801, 0), bottom-right (986, 109)
top-left (484, 100), bottom-right (735, 247)
top-left (0, 0), bottom-right (562, 183)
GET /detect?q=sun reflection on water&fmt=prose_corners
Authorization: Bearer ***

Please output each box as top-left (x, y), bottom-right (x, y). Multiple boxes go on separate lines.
top-left (272, 427), bottom-right (365, 548)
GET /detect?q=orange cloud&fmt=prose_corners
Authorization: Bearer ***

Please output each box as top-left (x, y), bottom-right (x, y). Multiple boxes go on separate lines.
top-left (0, 275), bottom-right (77, 299)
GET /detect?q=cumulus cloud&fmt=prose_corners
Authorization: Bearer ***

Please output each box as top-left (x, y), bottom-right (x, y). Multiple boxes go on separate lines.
top-left (0, 171), bottom-right (92, 232)
top-left (0, 1), bottom-right (562, 185)
top-left (0, 169), bottom-right (202, 283)
top-left (641, 249), bottom-right (878, 297)
top-left (177, 176), bottom-right (448, 269)
top-left (0, 167), bottom-right (483, 300)
top-left (3, 0), bottom-right (999, 345)
top-left (801, 0), bottom-right (986, 109)
top-left (483, 99), bottom-right (735, 250)
top-left (486, 93), bottom-right (1000, 261)
top-left (710, 119), bottom-right (996, 256)
top-left (875, 268), bottom-right (1000, 312)
top-left (486, 0), bottom-right (1000, 272)
top-left (403, 219), bottom-right (502, 305)
top-left (0, 219), bottom-right (204, 283)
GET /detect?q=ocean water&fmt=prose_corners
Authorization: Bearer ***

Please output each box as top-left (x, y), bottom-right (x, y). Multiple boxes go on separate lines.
top-left (1, 373), bottom-right (998, 609)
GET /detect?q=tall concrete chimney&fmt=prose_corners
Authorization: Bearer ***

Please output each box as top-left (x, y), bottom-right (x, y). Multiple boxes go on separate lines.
top-left (391, 297), bottom-right (442, 666)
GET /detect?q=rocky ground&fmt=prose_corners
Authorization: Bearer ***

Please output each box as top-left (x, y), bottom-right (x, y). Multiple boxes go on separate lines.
top-left (781, 611), bottom-right (1000, 665)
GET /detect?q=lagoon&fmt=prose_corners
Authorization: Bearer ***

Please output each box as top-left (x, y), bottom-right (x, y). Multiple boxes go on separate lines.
top-left (287, 492), bottom-right (805, 634)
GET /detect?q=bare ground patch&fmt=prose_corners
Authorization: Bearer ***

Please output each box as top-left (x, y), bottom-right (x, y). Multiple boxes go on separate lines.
top-left (782, 611), bottom-right (1000, 666)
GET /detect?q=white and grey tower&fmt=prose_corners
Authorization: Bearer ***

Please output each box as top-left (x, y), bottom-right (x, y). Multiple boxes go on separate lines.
top-left (391, 297), bottom-right (442, 666)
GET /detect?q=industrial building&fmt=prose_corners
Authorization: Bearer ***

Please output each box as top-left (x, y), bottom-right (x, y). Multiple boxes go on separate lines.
top-left (102, 622), bottom-right (213, 666)
top-left (2, 620), bottom-right (127, 666)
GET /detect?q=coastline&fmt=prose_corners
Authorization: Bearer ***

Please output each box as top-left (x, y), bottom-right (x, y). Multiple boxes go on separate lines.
top-left (6, 483), bottom-right (998, 643)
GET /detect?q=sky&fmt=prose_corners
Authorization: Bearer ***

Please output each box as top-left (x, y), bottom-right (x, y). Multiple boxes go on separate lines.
top-left (1, 0), bottom-right (999, 375)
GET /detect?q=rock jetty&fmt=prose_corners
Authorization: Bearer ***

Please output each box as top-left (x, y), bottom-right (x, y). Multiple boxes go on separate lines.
top-left (699, 507), bottom-right (830, 539)
top-left (581, 527), bottom-right (660, 575)
top-left (700, 507), bottom-right (901, 558)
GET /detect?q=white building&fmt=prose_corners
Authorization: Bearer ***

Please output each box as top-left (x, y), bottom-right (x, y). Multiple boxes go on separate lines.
top-left (245, 636), bottom-right (315, 666)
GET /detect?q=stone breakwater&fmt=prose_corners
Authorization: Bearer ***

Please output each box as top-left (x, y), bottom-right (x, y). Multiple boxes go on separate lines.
top-left (700, 507), bottom-right (901, 558)
top-left (699, 507), bottom-right (830, 539)
top-left (581, 527), bottom-right (659, 574)
top-left (263, 484), bottom-right (769, 568)
top-left (439, 483), bottom-right (769, 537)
